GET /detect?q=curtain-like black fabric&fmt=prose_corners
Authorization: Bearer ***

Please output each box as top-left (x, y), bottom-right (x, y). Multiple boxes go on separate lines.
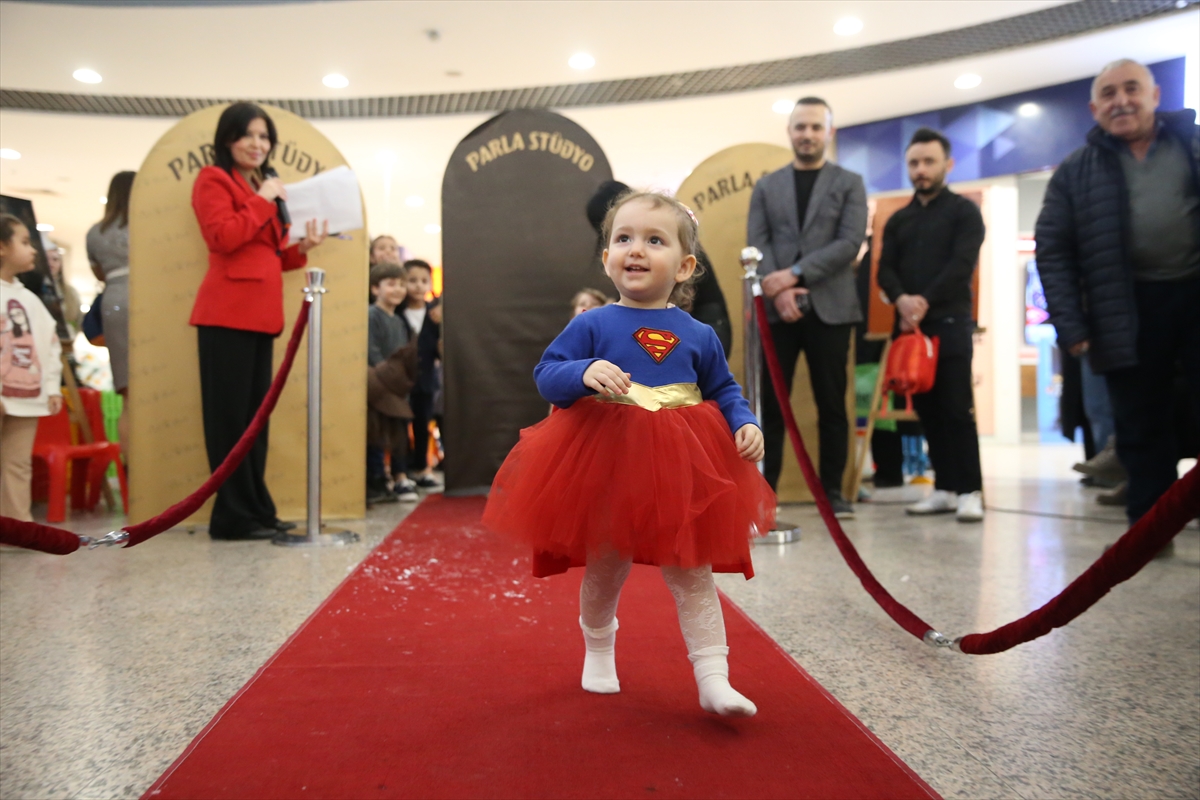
top-left (442, 111), bottom-right (613, 494)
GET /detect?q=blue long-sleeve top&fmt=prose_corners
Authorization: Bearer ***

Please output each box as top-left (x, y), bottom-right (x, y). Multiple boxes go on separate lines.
top-left (533, 305), bottom-right (758, 434)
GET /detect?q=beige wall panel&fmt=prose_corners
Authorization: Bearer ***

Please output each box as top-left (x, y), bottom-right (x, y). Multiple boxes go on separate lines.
top-left (678, 143), bottom-right (856, 503)
top-left (128, 104), bottom-right (366, 526)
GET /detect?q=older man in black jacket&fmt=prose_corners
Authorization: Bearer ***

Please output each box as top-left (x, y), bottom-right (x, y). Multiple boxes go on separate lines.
top-left (1036, 59), bottom-right (1199, 545)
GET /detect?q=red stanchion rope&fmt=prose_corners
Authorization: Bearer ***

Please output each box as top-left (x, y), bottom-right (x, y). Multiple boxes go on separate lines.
top-left (753, 295), bottom-right (934, 640)
top-left (753, 294), bottom-right (1200, 653)
top-left (0, 300), bottom-right (311, 553)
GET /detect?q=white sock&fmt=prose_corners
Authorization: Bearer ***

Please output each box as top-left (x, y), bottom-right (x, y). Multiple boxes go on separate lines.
top-left (580, 616), bottom-right (620, 694)
top-left (689, 645), bottom-right (756, 717)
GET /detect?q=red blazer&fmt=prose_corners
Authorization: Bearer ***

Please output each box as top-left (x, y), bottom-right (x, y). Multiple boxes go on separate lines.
top-left (189, 165), bottom-right (306, 335)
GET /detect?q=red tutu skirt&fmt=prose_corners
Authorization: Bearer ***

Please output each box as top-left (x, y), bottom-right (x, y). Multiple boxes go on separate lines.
top-left (482, 398), bottom-right (776, 579)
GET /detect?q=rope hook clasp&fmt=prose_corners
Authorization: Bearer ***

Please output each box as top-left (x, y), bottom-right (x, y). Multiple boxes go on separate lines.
top-left (922, 630), bottom-right (956, 649)
top-left (79, 530), bottom-right (130, 549)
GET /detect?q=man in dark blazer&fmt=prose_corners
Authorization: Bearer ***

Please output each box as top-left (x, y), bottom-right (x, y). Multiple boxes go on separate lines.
top-left (748, 96), bottom-right (868, 518)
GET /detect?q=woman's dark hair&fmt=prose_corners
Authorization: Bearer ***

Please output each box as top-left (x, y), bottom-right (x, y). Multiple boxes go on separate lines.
top-left (99, 171), bottom-right (136, 232)
top-left (0, 212), bottom-right (26, 245)
top-left (212, 102), bottom-right (278, 174)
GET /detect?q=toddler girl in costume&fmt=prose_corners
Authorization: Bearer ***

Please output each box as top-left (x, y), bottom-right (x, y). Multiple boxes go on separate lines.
top-left (483, 191), bottom-right (775, 717)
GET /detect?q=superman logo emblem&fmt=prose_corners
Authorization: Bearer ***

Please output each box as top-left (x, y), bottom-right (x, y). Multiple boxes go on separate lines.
top-left (633, 327), bottom-right (681, 363)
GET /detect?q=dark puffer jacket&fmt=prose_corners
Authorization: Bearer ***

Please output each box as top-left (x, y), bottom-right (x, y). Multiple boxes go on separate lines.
top-left (1034, 109), bottom-right (1200, 373)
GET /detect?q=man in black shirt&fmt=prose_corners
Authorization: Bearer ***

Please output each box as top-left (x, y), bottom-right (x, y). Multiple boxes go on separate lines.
top-left (877, 127), bottom-right (986, 522)
top-left (748, 97), bottom-right (868, 518)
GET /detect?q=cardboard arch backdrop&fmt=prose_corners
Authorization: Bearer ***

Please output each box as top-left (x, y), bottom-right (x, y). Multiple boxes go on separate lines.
top-left (677, 143), bottom-right (857, 503)
top-left (128, 103), bottom-right (367, 525)
top-left (442, 109), bottom-right (613, 494)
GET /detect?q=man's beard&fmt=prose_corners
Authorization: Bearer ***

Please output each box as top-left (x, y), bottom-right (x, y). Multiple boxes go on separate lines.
top-left (794, 142), bottom-right (824, 164)
top-left (914, 177), bottom-right (945, 197)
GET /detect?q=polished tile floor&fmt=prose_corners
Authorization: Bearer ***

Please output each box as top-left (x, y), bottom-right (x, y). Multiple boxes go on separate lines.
top-left (1, 444), bottom-right (1197, 799)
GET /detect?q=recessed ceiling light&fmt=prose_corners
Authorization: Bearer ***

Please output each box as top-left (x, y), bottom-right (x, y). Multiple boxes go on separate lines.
top-left (73, 68), bottom-right (102, 84)
top-left (1175, 0), bottom-right (1188, 8)
top-left (36, 223), bottom-right (54, 232)
top-left (405, 195), bottom-right (425, 207)
top-left (954, 73), bottom-right (982, 90)
top-left (833, 17), bottom-right (863, 36)
top-left (376, 149), bottom-right (397, 167)
top-left (323, 73), bottom-right (349, 89)
top-left (99, 196), bottom-right (107, 204)
top-left (1018, 102), bottom-right (1040, 118)
top-left (424, 223), bottom-right (441, 235)
top-left (568, 52), bottom-right (596, 70)
top-left (0, 148), bottom-right (20, 160)
top-left (772, 99), bottom-right (794, 114)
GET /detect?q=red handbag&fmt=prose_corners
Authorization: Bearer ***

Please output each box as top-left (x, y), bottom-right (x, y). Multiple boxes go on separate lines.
top-left (882, 328), bottom-right (939, 415)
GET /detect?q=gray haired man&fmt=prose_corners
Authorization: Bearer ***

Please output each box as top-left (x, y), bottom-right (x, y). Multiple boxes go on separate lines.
top-left (1036, 59), bottom-right (1199, 555)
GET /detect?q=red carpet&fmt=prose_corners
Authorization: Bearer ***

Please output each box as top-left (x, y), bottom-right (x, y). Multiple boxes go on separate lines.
top-left (145, 496), bottom-right (937, 800)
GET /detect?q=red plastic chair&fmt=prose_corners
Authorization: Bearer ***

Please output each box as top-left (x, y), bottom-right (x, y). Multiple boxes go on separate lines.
top-left (30, 389), bottom-right (127, 523)
top-left (76, 388), bottom-right (128, 513)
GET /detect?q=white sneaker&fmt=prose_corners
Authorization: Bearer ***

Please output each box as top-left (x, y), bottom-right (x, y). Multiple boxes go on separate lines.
top-left (955, 491), bottom-right (984, 522)
top-left (906, 490), bottom-right (957, 515)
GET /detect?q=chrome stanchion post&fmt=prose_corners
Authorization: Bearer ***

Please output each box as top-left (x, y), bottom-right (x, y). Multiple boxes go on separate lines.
top-left (740, 247), bottom-right (800, 545)
top-left (274, 268), bottom-right (360, 547)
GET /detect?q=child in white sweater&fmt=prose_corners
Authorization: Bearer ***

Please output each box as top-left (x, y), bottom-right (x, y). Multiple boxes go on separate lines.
top-left (0, 214), bottom-right (63, 521)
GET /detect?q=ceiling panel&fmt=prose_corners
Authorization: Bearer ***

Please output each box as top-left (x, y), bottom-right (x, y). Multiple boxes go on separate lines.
top-left (1, 0), bottom-right (1060, 97)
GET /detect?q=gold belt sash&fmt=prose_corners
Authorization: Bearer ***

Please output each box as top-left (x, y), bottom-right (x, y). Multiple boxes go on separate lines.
top-left (593, 382), bottom-right (702, 412)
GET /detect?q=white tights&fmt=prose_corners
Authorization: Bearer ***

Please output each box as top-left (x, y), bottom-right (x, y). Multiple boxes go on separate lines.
top-left (578, 550), bottom-right (756, 716)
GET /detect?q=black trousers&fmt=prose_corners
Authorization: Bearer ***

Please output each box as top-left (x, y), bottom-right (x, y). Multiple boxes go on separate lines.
top-left (197, 326), bottom-right (277, 537)
top-left (762, 318), bottom-right (852, 492)
top-left (1104, 276), bottom-right (1200, 524)
top-left (871, 429), bottom-right (904, 486)
top-left (910, 318), bottom-right (982, 495)
top-left (404, 388), bottom-right (435, 473)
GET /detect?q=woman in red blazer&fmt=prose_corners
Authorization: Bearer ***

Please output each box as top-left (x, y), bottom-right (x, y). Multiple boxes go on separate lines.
top-left (191, 102), bottom-right (327, 541)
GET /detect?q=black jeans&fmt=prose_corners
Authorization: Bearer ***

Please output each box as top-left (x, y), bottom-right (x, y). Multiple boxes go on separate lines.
top-left (197, 326), bottom-right (277, 537)
top-left (1104, 276), bottom-right (1200, 523)
top-left (762, 317), bottom-right (852, 492)
top-left (910, 318), bottom-right (982, 495)
top-left (403, 388), bottom-right (435, 474)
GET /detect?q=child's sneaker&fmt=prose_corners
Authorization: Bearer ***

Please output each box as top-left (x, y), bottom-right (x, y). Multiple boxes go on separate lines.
top-left (392, 478), bottom-right (420, 502)
top-left (367, 478), bottom-right (398, 506)
top-left (412, 474), bottom-right (442, 489)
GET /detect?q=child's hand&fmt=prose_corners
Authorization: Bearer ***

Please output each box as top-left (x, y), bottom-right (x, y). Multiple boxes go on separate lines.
top-left (583, 360), bottom-right (632, 397)
top-left (47, 395), bottom-right (63, 415)
top-left (734, 424), bottom-right (763, 462)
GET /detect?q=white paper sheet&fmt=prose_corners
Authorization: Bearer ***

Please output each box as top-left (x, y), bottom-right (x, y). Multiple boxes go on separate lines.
top-left (284, 166), bottom-right (364, 242)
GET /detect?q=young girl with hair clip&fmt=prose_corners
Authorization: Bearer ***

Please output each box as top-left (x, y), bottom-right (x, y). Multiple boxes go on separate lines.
top-left (484, 191), bottom-right (775, 717)
top-left (0, 214), bottom-right (63, 522)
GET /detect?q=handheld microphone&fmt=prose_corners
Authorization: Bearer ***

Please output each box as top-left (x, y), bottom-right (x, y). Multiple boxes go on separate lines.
top-left (261, 166), bottom-right (291, 228)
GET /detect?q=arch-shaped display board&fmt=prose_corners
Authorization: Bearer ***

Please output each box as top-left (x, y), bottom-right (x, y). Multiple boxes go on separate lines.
top-left (678, 144), bottom-right (856, 503)
top-left (442, 109), bottom-right (613, 493)
top-left (128, 104), bottom-right (367, 525)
